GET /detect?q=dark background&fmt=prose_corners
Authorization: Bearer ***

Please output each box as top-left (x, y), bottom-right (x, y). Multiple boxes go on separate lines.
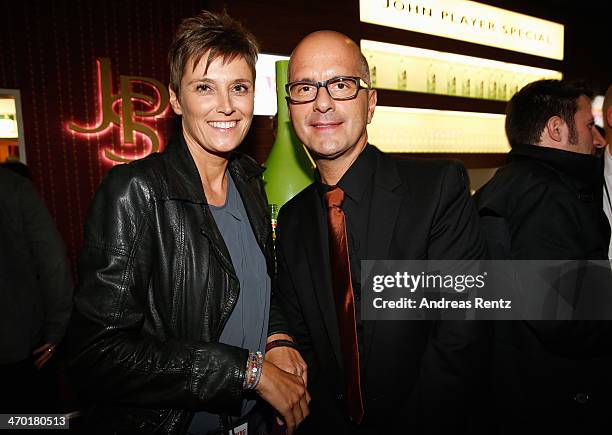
top-left (1, 0), bottom-right (610, 273)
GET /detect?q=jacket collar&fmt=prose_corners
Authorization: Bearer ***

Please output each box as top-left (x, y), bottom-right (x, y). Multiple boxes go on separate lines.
top-left (161, 129), bottom-right (271, 281)
top-left (162, 130), bottom-right (264, 203)
top-left (509, 144), bottom-right (604, 190)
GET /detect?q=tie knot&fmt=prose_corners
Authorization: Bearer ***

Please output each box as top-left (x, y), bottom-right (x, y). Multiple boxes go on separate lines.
top-left (325, 186), bottom-right (345, 209)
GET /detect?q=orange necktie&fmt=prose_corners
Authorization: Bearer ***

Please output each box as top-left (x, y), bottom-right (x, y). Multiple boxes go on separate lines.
top-left (325, 186), bottom-right (364, 424)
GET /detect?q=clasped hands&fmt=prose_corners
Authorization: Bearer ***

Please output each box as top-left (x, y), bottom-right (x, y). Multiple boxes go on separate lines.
top-left (255, 334), bottom-right (310, 435)
top-left (32, 342), bottom-right (57, 369)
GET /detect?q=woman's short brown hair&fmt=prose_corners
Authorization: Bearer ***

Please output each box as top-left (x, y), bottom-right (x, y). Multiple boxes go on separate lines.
top-left (168, 10), bottom-right (259, 95)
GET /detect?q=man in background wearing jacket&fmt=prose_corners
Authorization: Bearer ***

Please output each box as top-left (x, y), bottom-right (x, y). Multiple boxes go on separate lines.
top-left (0, 165), bottom-right (73, 412)
top-left (475, 79), bottom-right (609, 433)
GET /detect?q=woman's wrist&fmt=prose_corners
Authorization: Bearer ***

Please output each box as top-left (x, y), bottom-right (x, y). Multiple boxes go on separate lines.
top-left (243, 351), bottom-right (264, 390)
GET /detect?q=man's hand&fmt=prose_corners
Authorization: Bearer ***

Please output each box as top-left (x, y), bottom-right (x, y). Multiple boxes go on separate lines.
top-left (256, 360), bottom-right (311, 435)
top-left (266, 334), bottom-right (308, 386)
top-left (32, 343), bottom-right (56, 369)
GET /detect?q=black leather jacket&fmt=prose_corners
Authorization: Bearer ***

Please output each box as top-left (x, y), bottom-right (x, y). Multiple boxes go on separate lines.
top-left (66, 132), bottom-right (288, 433)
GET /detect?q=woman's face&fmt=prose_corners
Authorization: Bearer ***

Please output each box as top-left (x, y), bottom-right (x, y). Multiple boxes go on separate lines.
top-left (169, 54), bottom-right (254, 158)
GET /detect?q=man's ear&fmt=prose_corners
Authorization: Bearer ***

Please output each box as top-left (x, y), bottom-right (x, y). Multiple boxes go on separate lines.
top-left (544, 116), bottom-right (565, 143)
top-left (606, 106), bottom-right (612, 129)
top-left (169, 86), bottom-right (182, 116)
top-left (366, 89), bottom-right (377, 124)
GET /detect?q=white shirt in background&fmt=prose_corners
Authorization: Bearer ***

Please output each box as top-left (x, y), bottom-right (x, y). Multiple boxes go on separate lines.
top-left (603, 147), bottom-right (612, 259)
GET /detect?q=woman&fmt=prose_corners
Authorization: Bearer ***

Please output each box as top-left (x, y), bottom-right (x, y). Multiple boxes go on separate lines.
top-left (67, 11), bottom-right (308, 434)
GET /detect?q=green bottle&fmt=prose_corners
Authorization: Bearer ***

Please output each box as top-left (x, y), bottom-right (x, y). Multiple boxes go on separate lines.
top-left (263, 60), bottom-right (314, 209)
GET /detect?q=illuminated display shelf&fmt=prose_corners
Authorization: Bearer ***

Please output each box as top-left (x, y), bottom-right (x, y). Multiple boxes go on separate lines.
top-left (0, 89), bottom-right (25, 163)
top-left (375, 89), bottom-right (506, 114)
top-left (362, 39), bottom-right (562, 101)
top-left (369, 106), bottom-right (509, 154)
top-left (357, 0), bottom-right (566, 156)
top-left (0, 98), bottom-right (18, 139)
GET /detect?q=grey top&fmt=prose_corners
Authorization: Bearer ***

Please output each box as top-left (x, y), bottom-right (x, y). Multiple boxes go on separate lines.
top-left (188, 172), bottom-right (271, 434)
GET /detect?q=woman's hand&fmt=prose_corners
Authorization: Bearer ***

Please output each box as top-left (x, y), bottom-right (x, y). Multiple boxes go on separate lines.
top-left (256, 360), bottom-right (310, 435)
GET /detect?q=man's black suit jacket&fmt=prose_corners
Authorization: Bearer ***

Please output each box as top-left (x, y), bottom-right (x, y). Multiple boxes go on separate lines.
top-left (275, 145), bottom-right (488, 433)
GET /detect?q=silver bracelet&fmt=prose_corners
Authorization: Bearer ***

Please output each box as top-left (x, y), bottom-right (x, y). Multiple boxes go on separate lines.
top-left (243, 351), bottom-right (264, 390)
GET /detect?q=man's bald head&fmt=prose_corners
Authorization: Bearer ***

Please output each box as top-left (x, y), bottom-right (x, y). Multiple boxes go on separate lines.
top-left (288, 31), bottom-right (370, 85)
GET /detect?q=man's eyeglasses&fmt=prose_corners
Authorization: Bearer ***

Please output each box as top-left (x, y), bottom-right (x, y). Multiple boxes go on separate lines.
top-left (285, 76), bottom-right (370, 104)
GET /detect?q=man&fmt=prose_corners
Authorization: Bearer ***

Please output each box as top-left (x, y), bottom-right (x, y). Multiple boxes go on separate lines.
top-left (275, 31), bottom-right (487, 434)
top-left (601, 85), bottom-right (612, 258)
top-left (0, 166), bottom-right (73, 411)
top-left (474, 80), bottom-right (609, 433)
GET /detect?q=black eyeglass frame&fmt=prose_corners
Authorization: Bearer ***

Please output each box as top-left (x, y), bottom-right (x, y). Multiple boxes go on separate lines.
top-left (285, 76), bottom-right (371, 104)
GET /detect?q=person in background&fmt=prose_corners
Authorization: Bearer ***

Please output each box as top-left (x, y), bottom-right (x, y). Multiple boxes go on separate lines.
top-left (475, 79), bottom-right (610, 433)
top-left (601, 85), bottom-right (612, 258)
top-left (0, 165), bottom-right (73, 411)
top-left (66, 10), bottom-right (308, 435)
top-left (0, 158), bottom-right (32, 179)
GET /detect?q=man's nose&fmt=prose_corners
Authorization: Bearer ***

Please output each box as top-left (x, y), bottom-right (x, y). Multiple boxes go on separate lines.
top-left (593, 125), bottom-right (607, 148)
top-left (313, 86), bottom-right (335, 113)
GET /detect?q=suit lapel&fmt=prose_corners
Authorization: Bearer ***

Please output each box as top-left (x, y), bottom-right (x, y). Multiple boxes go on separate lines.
top-left (363, 150), bottom-right (403, 368)
top-left (300, 187), bottom-right (343, 367)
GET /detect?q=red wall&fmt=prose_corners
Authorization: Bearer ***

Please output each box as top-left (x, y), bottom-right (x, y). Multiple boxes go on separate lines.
top-left (1, 1), bottom-right (207, 272)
